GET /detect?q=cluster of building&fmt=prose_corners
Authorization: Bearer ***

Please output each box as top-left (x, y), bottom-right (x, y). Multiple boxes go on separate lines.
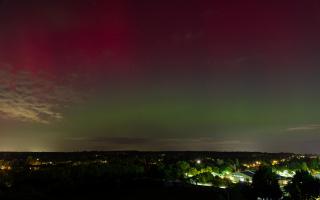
top-left (187, 158), bottom-right (311, 189)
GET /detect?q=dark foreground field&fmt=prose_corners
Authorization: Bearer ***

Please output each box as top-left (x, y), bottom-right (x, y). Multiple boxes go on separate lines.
top-left (0, 179), bottom-right (243, 200)
top-left (0, 152), bottom-right (318, 199)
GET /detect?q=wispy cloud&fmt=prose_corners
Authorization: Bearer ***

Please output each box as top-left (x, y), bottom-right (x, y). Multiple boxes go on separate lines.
top-left (286, 124), bottom-right (320, 132)
top-left (0, 66), bottom-right (80, 123)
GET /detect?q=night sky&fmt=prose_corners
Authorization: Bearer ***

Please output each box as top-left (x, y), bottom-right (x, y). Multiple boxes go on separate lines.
top-left (1, 0), bottom-right (320, 153)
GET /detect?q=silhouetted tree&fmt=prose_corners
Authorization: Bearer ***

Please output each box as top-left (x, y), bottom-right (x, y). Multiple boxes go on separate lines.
top-left (176, 161), bottom-right (190, 179)
top-left (285, 170), bottom-right (320, 200)
top-left (194, 172), bottom-right (214, 184)
top-left (309, 159), bottom-right (319, 170)
top-left (252, 166), bottom-right (282, 200)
